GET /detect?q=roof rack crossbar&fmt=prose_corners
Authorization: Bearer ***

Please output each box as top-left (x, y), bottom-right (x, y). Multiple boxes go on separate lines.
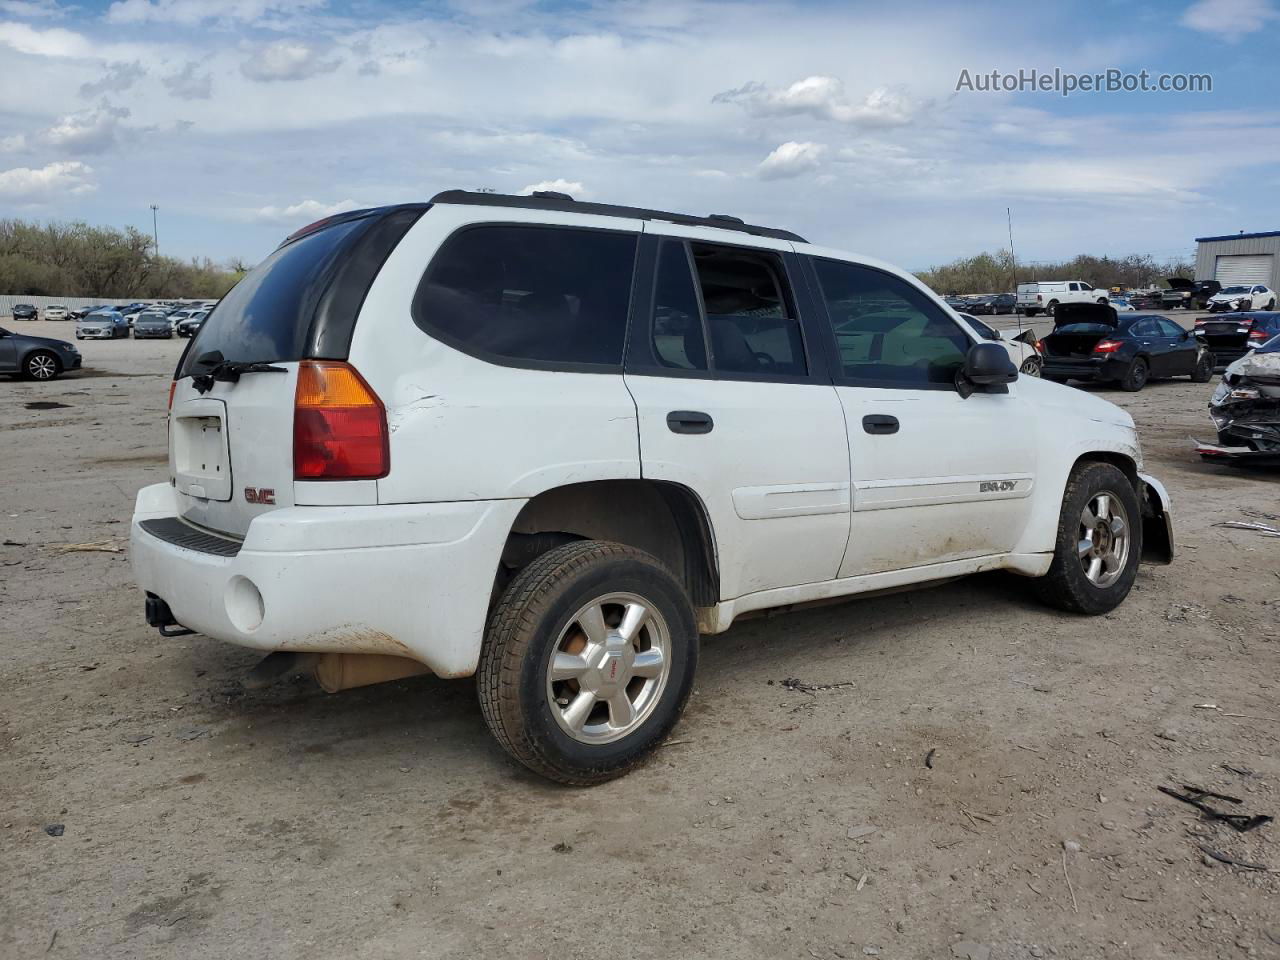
top-left (428, 189), bottom-right (806, 243)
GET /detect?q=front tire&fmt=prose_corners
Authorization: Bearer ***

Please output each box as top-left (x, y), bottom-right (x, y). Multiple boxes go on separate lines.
top-left (1267, 299), bottom-right (1276, 311)
top-left (24, 351), bottom-right (60, 381)
top-left (1119, 356), bottom-right (1148, 392)
top-left (1034, 462), bottom-right (1142, 615)
top-left (477, 540), bottom-right (698, 785)
top-left (1019, 356), bottom-right (1042, 377)
top-left (1046, 300), bottom-right (1059, 316)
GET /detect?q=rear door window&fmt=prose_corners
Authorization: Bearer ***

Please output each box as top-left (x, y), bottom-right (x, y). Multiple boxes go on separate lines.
top-left (412, 225), bottom-right (637, 369)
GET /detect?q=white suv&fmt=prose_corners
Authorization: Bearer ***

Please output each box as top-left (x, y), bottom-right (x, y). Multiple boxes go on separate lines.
top-left (131, 191), bottom-right (1174, 784)
top-left (1017, 280), bottom-right (1110, 317)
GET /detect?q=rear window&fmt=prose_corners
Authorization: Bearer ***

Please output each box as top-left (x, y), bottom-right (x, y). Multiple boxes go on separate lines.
top-left (179, 216), bottom-right (367, 377)
top-left (1052, 323), bottom-right (1114, 334)
top-left (412, 225), bottom-right (638, 369)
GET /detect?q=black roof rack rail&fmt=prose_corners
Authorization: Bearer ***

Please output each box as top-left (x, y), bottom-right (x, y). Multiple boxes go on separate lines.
top-left (428, 189), bottom-right (806, 243)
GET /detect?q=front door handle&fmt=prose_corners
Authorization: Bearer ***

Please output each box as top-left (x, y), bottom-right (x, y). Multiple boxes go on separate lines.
top-left (862, 414), bottom-right (899, 435)
top-left (667, 410), bottom-right (714, 435)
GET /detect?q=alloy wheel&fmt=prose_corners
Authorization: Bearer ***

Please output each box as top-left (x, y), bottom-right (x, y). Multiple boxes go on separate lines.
top-left (1077, 492), bottom-right (1130, 588)
top-left (546, 592), bottom-right (672, 745)
top-left (28, 354), bottom-right (57, 380)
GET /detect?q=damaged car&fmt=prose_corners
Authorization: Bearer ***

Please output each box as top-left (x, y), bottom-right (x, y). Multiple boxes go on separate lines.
top-left (1161, 277), bottom-right (1220, 311)
top-left (1197, 334), bottom-right (1280, 466)
top-left (1207, 284), bottom-right (1276, 313)
top-left (1193, 311), bottom-right (1280, 371)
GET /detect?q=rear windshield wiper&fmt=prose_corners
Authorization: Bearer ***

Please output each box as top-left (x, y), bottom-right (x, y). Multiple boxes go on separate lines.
top-left (191, 351), bottom-right (287, 393)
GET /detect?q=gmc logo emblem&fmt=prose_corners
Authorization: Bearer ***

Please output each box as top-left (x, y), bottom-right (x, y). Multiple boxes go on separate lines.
top-left (244, 486), bottom-right (276, 505)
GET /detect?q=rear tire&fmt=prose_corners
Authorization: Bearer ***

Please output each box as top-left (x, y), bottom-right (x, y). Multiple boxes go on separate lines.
top-left (1019, 356), bottom-right (1042, 377)
top-left (1119, 356), bottom-right (1148, 392)
top-left (1267, 299), bottom-right (1276, 311)
top-left (1190, 350), bottom-right (1214, 383)
top-left (477, 540), bottom-right (698, 785)
top-left (1034, 462), bottom-right (1142, 615)
top-left (1024, 308), bottom-right (1039, 317)
top-left (1046, 300), bottom-right (1059, 316)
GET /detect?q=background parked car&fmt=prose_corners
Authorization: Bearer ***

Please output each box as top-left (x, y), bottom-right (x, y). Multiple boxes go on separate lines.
top-left (43, 304), bottom-right (70, 321)
top-left (11, 303), bottom-right (38, 321)
top-left (1040, 304), bottom-right (1213, 391)
top-left (1109, 296), bottom-right (1136, 312)
top-left (1207, 284), bottom-right (1277, 313)
top-left (958, 312), bottom-right (1043, 376)
top-left (176, 309), bottom-right (209, 337)
top-left (1194, 311), bottom-right (1280, 371)
top-left (1162, 277), bottom-right (1221, 310)
top-left (132, 310), bottom-right (175, 339)
top-left (76, 309), bottom-right (130, 340)
top-left (966, 293), bottom-right (1017, 316)
top-left (0, 325), bottom-right (81, 380)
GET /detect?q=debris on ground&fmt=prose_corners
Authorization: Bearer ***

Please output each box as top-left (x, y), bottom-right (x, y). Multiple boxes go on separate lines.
top-left (1214, 521), bottom-right (1280, 538)
top-left (846, 824), bottom-right (878, 841)
top-left (24, 401), bottom-right (71, 410)
top-left (773, 677), bottom-right (856, 695)
top-left (1157, 784), bottom-right (1274, 832)
top-left (122, 733), bottom-right (154, 745)
top-left (48, 539), bottom-right (126, 554)
top-left (551, 841), bottom-right (572, 853)
top-left (44, 824), bottom-right (64, 837)
top-left (925, 748), bottom-right (937, 769)
top-left (1197, 845), bottom-right (1271, 871)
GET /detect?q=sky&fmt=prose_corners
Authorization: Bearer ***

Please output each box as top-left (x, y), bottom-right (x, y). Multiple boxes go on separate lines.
top-left (0, 0), bottom-right (1277, 270)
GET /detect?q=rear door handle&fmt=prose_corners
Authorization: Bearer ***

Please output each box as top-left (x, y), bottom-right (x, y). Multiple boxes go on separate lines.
top-left (667, 410), bottom-right (714, 435)
top-left (862, 414), bottom-right (899, 435)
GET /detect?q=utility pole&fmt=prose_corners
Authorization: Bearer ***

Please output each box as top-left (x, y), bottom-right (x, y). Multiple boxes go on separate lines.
top-left (150, 204), bottom-right (160, 258)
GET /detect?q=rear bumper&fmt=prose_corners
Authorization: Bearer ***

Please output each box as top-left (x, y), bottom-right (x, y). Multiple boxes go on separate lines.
top-left (1042, 356), bottom-right (1128, 382)
top-left (129, 483), bottom-right (525, 678)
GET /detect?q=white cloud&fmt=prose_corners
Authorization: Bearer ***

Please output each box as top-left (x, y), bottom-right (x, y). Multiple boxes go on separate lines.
top-left (0, 21), bottom-right (89, 57)
top-left (1181, 0), bottom-right (1278, 37)
top-left (163, 61), bottom-right (213, 100)
top-left (241, 40), bottom-right (341, 82)
top-left (0, 160), bottom-right (95, 200)
top-left (0, 133), bottom-right (26, 153)
top-left (714, 75), bottom-right (928, 128)
top-left (106, 0), bottom-right (323, 25)
top-left (79, 61), bottom-right (145, 98)
top-left (757, 141), bottom-right (824, 180)
top-left (39, 102), bottom-right (130, 154)
top-left (519, 178), bottom-right (585, 197)
top-left (251, 198), bottom-right (363, 224)
top-left (0, 0), bottom-right (65, 16)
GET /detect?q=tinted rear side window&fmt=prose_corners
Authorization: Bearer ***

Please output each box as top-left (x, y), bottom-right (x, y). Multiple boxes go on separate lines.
top-left (412, 225), bottom-right (637, 369)
top-left (179, 217), bottom-right (366, 377)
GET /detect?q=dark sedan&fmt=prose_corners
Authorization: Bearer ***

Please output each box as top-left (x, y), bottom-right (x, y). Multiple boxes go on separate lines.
top-left (0, 325), bottom-right (82, 380)
top-left (1194, 312), bottom-right (1280, 371)
top-left (1040, 303), bottom-right (1214, 391)
top-left (132, 311), bottom-right (175, 339)
top-left (11, 303), bottom-right (38, 321)
top-left (966, 293), bottom-right (1017, 315)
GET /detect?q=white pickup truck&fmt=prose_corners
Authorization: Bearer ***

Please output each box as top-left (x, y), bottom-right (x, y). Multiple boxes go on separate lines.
top-left (1017, 280), bottom-right (1110, 317)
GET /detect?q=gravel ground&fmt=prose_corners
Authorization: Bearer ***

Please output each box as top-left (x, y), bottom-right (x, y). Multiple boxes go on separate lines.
top-left (2, 316), bottom-right (1278, 960)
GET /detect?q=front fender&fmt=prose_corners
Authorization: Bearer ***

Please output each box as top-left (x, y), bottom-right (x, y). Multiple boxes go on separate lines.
top-left (1138, 472), bottom-right (1174, 564)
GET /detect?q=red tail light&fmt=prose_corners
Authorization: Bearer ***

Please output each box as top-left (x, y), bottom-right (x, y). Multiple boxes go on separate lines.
top-left (1036, 294), bottom-right (1043, 302)
top-left (1093, 339), bottom-right (1123, 354)
top-left (1248, 328), bottom-right (1269, 340)
top-left (293, 361), bottom-right (389, 480)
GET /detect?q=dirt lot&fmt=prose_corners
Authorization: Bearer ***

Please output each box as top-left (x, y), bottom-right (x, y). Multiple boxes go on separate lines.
top-left (2, 316), bottom-right (1278, 960)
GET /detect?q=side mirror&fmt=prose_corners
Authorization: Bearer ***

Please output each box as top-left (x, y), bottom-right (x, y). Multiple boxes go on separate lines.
top-left (956, 342), bottom-right (1018, 398)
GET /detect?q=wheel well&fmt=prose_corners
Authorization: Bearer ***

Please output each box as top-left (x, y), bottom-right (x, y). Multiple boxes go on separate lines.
top-left (1073, 451), bottom-right (1138, 488)
top-left (497, 480), bottom-right (719, 607)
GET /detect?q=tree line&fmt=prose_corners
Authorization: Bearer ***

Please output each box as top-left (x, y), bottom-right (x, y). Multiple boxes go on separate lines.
top-left (0, 218), bottom-right (246, 300)
top-left (915, 250), bottom-right (1195, 295)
